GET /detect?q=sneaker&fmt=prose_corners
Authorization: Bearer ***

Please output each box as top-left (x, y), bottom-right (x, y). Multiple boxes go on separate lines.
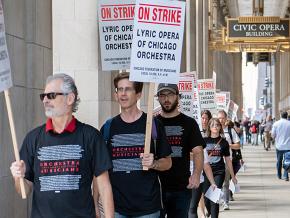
top-left (223, 203), bottom-right (230, 210)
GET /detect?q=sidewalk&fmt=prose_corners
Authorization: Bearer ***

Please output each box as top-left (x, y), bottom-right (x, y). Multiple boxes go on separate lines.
top-left (219, 144), bottom-right (290, 218)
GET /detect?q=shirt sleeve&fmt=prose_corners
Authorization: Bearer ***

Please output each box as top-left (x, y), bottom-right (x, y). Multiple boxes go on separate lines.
top-left (20, 133), bottom-right (35, 182)
top-left (91, 131), bottom-right (113, 177)
top-left (231, 128), bottom-right (240, 144)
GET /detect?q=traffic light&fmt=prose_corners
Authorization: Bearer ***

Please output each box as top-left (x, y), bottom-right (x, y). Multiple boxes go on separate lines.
top-left (260, 96), bottom-right (265, 106)
top-left (265, 77), bottom-right (270, 88)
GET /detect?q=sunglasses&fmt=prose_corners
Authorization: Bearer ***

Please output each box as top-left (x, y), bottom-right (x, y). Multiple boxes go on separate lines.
top-left (39, 92), bottom-right (68, 101)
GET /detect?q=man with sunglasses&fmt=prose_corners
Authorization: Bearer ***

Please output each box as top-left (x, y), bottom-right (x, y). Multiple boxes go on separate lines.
top-left (10, 73), bottom-right (114, 218)
top-left (100, 72), bottom-right (172, 218)
top-left (156, 83), bottom-right (205, 218)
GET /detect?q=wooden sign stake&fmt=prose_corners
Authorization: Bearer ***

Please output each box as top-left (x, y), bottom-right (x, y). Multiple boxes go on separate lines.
top-left (143, 82), bottom-right (155, 170)
top-left (4, 90), bottom-right (26, 199)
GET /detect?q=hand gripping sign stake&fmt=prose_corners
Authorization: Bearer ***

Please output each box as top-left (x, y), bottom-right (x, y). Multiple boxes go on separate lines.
top-left (4, 90), bottom-right (27, 199)
top-left (143, 83), bottom-right (155, 170)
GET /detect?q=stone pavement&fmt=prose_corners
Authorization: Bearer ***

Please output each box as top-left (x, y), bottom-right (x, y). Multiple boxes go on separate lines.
top-left (219, 143), bottom-right (290, 218)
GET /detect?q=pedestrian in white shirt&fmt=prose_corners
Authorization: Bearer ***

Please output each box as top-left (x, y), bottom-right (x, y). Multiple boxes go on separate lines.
top-left (272, 111), bottom-right (290, 181)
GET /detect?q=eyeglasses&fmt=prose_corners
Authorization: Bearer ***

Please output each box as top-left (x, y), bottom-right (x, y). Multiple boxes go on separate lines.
top-left (115, 87), bottom-right (135, 93)
top-left (40, 92), bottom-right (68, 101)
top-left (158, 92), bottom-right (176, 99)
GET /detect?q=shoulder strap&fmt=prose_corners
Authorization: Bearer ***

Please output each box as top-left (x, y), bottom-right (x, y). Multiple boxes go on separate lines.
top-left (152, 118), bottom-right (157, 140)
top-left (213, 138), bottom-right (223, 150)
top-left (103, 118), bottom-right (113, 143)
top-left (228, 127), bottom-right (234, 144)
top-left (102, 117), bottom-right (157, 142)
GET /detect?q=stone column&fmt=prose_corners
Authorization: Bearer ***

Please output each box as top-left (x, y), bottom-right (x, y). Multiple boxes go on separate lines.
top-left (1, 0), bottom-right (52, 217)
top-left (274, 53), bottom-right (280, 116)
top-left (52, 0), bottom-right (119, 129)
top-left (202, 0), bottom-right (209, 78)
top-left (196, 0), bottom-right (203, 78)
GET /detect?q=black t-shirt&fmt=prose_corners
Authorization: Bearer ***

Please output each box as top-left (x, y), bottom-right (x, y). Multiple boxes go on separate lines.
top-left (101, 113), bottom-right (171, 216)
top-left (204, 136), bottom-right (230, 175)
top-left (157, 113), bottom-right (205, 191)
top-left (20, 120), bottom-right (112, 218)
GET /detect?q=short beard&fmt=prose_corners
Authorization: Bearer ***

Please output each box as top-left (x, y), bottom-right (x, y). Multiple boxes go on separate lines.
top-left (160, 99), bottom-right (178, 113)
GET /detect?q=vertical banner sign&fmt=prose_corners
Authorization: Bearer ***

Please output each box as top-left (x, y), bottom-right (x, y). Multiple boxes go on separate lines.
top-left (227, 100), bottom-right (239, 121)
top-left (179, 72), bottom-right (202, 129)
top-left (98, 0), bottom-right (135, 70)
top-left (130, 0), bottom-right (185, 84)
top-left (198, 79), bottom-right (217, 116)
top-left (216, 92), bottom-right (227, 111)
top-left (0, 3), bottom-right (12, 92)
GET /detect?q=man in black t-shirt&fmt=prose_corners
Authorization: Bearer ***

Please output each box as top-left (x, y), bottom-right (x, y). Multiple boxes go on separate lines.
top-left (10, 73), bottom-right (114, 218)
top-left (101, 72), bottom-right (172, 218)
top-left (156, 83), bottom-right (205, 218)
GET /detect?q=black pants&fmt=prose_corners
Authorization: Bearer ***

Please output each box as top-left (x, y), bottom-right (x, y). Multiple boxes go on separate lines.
top-left (204, 172), bottom-right (225, 218)
top-left (160, 189), bottom-right (192, 218)
top-left (188, 182), bottom-right (205, 218)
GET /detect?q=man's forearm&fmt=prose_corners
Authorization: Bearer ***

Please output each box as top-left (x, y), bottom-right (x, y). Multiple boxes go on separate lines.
top-left (152, 156), bottom-right (172, 171)
top-left (192, 146), bottom-right (204, 176)
top-left (97, 172), bottom-right (114, 218)
top-left (204, 163), bottom-right (215, 185)
top-left (93, 177), bottom-right (101, 218)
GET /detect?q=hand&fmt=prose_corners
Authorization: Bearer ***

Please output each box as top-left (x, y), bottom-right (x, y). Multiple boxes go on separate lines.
top-left (232, 176), bottom-right (238, 185)
top-left (10, 160), bottom-right (26, 178)
top-left (210, 183), bottom-right (217, 190)
top-left (240, 159), bottom-right (244, 165)
top-left (140, 153), bottom-right (154, 168)
top-left (187, 174), bottom-right (200, 189)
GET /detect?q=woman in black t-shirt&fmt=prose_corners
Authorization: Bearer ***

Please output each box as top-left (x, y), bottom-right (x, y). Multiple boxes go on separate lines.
top-left (203, 118), bottom-right (237, 218)
top-left (189, 110), bottom-right (215, 218)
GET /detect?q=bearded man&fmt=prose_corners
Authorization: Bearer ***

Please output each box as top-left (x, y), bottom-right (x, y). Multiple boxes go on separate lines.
top-left (156, 83), bottom-right (205, 218)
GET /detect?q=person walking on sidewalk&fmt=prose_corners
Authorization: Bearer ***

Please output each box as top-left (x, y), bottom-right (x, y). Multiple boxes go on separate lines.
top-left (217, 110), bottom-right (240, 211)
top-left (100, 72), bottom-right (172, 217)
top-left (10, 73), bottom-right (114, 218)
top-left (203, 118), bottom-right (237, 218)
top-left (189, 110), bottom-right (216, 218)
top-left (262, 115), bottom-right (273, 151)
top-left (272, 111), bottom-right (290, 181)
top-left (155, 83), bottom-right (205, 218)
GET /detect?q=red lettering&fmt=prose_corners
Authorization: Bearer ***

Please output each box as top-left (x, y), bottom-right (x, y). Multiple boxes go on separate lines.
top-left (101, 7), bottom-right (111, 19)
top-left (138, 6), bottom-right (150, 20)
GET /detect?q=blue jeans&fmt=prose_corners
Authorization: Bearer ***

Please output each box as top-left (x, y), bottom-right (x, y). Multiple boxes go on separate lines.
top-left (115, 211), bottom-right (160, 218)
top-left (160, 189), bottom-right (192, 218)
top-left (276, 149), bottom-right (289, 179)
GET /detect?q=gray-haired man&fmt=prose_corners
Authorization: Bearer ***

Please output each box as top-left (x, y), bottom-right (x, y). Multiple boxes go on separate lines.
top-left (10, 73), bottom-right (114, 218)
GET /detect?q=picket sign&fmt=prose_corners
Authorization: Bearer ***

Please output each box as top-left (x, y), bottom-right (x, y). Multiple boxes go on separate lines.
top-left (1, 1), bottom-right (26, 198)
top-left (129, 0), bottom-right (186, 170)
top-left (4, 90), bottom-right (26, 199)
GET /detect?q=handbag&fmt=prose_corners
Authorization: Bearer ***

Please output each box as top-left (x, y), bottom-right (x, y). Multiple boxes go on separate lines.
top-left (283, 151), bottom-right (290, 172)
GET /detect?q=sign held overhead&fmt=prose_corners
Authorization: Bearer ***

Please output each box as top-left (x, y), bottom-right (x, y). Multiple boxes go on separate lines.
top-left (130, 0), bottom-right (185, 84)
